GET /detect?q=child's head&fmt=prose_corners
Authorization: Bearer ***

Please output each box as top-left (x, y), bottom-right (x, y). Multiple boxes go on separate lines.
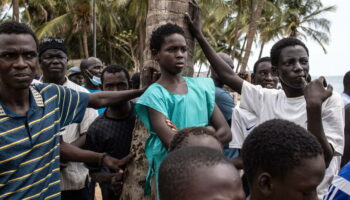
top-left (169, 127), bottom-right (222, 152)
top-left (150, 23), bottom-right (187, 75)
top-left (241, 119), bottom-right (325, 200)
top-left (159, 146), bottom-right (244, 200)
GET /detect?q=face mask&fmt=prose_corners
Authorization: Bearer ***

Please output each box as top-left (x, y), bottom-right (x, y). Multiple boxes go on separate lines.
top-left (86, 70), bottom-right (101, 86)
top-left (90, 76), bottom-right (101, 86)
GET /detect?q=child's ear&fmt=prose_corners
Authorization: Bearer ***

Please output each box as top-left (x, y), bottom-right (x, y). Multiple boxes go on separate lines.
top-left (257, 172), bottom-right (273, 197)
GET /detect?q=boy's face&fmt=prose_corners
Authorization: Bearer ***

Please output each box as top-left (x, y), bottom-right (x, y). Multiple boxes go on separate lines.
top-left (277, 45), bottom-right (309, 90)
top-left (155, 33), bottom-right (187, 75)
top-left (185, 164), bottom-right (245, 200)
top-left (270, 155), bottom-right (325, 200)
top-left (253, 61), bottom-right (278, 89)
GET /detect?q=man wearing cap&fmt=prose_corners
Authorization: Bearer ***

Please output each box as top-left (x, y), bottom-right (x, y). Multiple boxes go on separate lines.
top-left (68, 66), bottom-right (85, 86)
top-left (38, 37), bottom-right (99, 200)
top-left (0, 21), bottom-right (142, 200)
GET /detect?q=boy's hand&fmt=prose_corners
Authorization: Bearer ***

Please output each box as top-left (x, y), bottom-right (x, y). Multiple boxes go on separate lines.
top-left (304, 76), bottom-right (333, 106)
top-left (166, 119), bottom-right (178, 132)
top-left (103, 152), bottom-right (135, 172)
top-left (185, 0), bottom-right (202, 37)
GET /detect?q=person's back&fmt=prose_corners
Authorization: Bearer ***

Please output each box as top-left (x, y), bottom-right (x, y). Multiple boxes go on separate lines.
top-left (159, 146), bottom-right (244, 200)
top-left (342, 71), bottom-right (350, 106)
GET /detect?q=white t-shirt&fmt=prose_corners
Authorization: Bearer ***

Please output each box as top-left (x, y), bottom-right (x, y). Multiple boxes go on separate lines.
top-left (230, 107), bottom-right (257, 148)
top-left (239, 81), bottom-right (344, 199)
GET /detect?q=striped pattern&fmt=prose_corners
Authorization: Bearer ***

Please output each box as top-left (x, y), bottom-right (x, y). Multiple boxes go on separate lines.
top-left (324, 162), bottom-right (350, 200)
top-left (0, 84), bottom-right (89, 200)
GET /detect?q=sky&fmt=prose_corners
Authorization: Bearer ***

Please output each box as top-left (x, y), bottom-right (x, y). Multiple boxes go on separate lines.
top-left (246, 0), bottom-right (350, 76)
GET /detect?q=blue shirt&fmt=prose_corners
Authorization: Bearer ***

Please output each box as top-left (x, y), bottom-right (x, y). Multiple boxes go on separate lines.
top-left (136, 77), bottom-right (215, 194)
top-left (0, 84), bottom-right (89, 200)
top-left (84, 87), bottom-right (106, 115)
top-left (324, 162), bottom-right (350, 200)
top-left (215, 87), bottom-right (234, 121)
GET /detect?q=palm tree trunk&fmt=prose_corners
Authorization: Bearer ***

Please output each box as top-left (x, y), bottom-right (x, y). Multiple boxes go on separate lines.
top-left (120, 0), bottom-right (195, 199)
top-left (12, 0), bottom-right (19, 22)
top-left (78, 35), bottom-right (84, 58)
top-left (240, 0), bottom-right (265, 73)
top-left (258, 42), bottom-right (265, 59)
top-left (236, 36), bottom-right (247, 73)
top-left (82, 31), bottom-right (89, 58)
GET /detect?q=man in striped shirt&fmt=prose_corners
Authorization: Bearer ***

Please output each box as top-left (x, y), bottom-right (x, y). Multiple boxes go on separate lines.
top-left (0, 21), bottom-right (142, 200)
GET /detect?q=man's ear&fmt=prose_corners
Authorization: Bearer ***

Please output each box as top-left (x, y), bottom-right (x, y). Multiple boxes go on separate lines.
top-left (257, 172), bottom-right (274, 197)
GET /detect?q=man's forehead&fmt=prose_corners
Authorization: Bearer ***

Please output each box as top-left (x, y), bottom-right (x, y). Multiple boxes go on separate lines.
top-left (41, 49), bottom-right (66, 56)
top-left (0, 33), bottom-right (37, 49)
top-left (87, 58), bottom-right (102, 66)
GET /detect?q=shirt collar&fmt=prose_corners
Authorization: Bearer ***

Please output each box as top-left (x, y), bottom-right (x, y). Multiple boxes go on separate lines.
top-left (0, 86), bottom-right (44, 117)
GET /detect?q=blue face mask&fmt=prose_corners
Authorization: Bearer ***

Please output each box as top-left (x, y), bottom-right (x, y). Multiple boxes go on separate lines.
top-left (90, 76), bottom-right (101, 86)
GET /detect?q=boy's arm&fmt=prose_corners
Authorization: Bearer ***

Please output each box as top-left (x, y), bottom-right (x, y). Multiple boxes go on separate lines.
top-left (304, 77), bottom-right (334, 167)
top-left (185, 0), bottom-right (244, 94)
top-left (148, 108), bottom-right (177, 149)
top-left (210, 105), bottom-right (232, 144)
top-left (341, 104), bottom-right (350, 167)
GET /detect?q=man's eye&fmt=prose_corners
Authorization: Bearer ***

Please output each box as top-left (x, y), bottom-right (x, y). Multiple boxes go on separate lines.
top-left (1, 53), bottom-right (17, 59)
top-left (24, 52), bottom-right (37, 59)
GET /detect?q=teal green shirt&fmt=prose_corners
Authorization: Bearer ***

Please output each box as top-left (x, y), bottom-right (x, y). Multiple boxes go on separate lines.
top-left (135, 77), bottom-right (215, 194)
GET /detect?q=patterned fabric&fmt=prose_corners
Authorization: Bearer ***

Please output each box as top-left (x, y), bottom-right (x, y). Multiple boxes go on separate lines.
top-left (59, 79), bottom-right (98, 191)
top-left (324, 162), bottom-right (350, 200)
top-left (0, 83), bottom-right (88, 200)
top-left (136, 77), bottom-right (215, 194)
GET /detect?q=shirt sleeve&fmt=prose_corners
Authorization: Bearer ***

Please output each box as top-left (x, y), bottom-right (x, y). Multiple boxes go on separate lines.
top-left (239, 81), bottom-right (265, 116)
top-left (135, 84), bottom-right (168, 131)
top-left (230, 108), bottom-right (245, 149)
top-left (322, 92), bottom-right (345, 155)
top-left (56, 85), bottom-right (89, 127)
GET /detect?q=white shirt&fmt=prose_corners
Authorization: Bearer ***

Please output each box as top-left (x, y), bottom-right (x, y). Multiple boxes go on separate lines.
top-left (230, 107), bottom-right (257, 148)
top-left (38, 77), bottom-right (99, 191)
top-left (240, 81), bottom-right (344, 199)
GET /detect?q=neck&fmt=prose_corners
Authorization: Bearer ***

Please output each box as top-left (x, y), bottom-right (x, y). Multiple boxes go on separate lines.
top-left (85, 79), bottom-right (100, 90)
top-left (106, 101), bottom-right (132, 119)
top-left (281, 84), bottom-right (304, 98)
top-left (157, 70), bottom-right (183, 85)
top-left (0, 84), bottom-right (30, 115)
top-left (42, 76), bottom-right (66, 85)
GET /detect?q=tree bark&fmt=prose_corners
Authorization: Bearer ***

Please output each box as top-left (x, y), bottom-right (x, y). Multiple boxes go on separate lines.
top-left (258, 42), bottom-right (265, 59)
top-left (12, 0), bottom-right (19, 22)
top-left (120, 0), bottom-right (195, 199)
top-left (236, 36), bottom-right (247, 73)
top-left (240, 0), bottom-right (265, 73)
top-left (82, 31), bottom-right (89, 58)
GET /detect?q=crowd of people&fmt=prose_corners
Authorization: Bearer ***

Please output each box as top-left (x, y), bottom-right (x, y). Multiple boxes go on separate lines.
top-left (0, 1), bottom-right (350, 200)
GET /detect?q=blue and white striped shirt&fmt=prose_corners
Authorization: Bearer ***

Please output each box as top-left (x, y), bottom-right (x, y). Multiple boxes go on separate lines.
top-left (324, 162), bottom-right (350, 200)
top-left (0, 83), bottom-right (89, 200)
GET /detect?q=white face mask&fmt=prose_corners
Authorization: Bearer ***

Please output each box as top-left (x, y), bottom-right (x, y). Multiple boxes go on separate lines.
top-left (86, 70), bottom-right (101, 86)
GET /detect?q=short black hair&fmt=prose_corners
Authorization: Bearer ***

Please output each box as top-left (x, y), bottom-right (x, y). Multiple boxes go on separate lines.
top-left (169, 127), bottom-right (220, 152)
top-left (150, 23), bottom-right (185, 53)
top-left (159, 146), bottom-right (232, 200)
top-left (0, 21), bottom-right (38, 48)
top-left (241, 119), bottom-right (323, 184)
top-left (270, 38), bottom-right (309, 67)
top-left (101, 64), bottom-right (130, 84)
top-left (253, 57), bottom-right (271, 73)
top-left (343, 71), bottom-right (350, 90)
top-left (131, 72), bottom-right (141, 89)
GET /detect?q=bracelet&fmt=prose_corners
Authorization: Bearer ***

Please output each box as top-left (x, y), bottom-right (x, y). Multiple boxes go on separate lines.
top-left (99, 153), bottom-right (108, 166)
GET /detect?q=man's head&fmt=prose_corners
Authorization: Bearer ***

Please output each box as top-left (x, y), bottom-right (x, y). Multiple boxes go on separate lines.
top-left (150, 23), bottom-right (187, 75)
top-left (80, 57), bottom-right (104, 86)
top-left (251, 57), bottom-right (278, 89)
top-left (211, 52), bottom-right (234, 87)
top-left (0, 21), bottom-right (38, 89)
top-left (68, 66), bottom-right (84, 86)
top-left (343, 71), bottom-right (350, 94)
top-left (159, 146), bottom-right (244, 200)
top-left (38, 37), bottom-right (68, 83)
top-left (169, 127), bottom-right (222, 152)
top-left (241, 119), bottom-right (325, 200)
top-left (101, 64), bottom-right (130, 92)
top-left (270, 38), bottom-right (309, 92)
